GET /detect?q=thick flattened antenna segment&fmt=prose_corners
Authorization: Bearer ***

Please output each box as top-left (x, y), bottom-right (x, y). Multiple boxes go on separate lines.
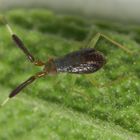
top-left (12, 34), bottom-right (35, 63)
top-left (0, 71), bottom-right (47, 107)
top-left (6, 24), bottom-right (35, 63)
top-left (9, 76), bottom-right (36, 98)
top-left (87, 33), bottom-right (133, 54)
top-left (9, 71), bottom-right (47, 98)
top-left (1, 17), bottom-right (45, 66)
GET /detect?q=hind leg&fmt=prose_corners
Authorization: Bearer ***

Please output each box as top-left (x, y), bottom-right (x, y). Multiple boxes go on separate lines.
top-left (87, 32), bottom-right (133, 54)
top-left (86, 32), bottom-right (133, 87)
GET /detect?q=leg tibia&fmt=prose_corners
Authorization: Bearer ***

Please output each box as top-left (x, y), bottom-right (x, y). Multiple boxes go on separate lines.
top-left (87, 32), bottom-right (133, 55)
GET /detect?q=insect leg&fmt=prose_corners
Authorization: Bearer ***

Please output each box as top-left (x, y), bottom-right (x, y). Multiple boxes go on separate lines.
top-left (86, 74), bottom-right (128, 88)
top-left (85, 33), bottom-right (133, 87)
top-left (0, 71), bottom-right (47, 107)
top-left (87, 33), bottom-right (133, 54)
top-left (0, 16), bottom-right (45, 66)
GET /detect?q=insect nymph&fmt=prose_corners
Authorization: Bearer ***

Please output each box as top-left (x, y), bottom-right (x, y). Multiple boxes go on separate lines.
top-left (0, 17), bottom-right (131, 106)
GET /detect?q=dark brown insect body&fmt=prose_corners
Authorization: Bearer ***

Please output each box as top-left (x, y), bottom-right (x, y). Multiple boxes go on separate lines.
top-left (45, 48), bottom-right (106, 74)
top-left (3, 33), bottom-right (106, 102)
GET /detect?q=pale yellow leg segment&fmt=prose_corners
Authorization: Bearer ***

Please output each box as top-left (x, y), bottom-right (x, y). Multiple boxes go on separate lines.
top-left (86, 75), bottom-right (128, 88)
top-left (83, 29), bottom-right (95, 48)
top-left (87, 33), bottom-right (133, 54)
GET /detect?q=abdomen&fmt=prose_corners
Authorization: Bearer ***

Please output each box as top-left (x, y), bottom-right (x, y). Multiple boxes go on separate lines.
top-left (54, 48), bottom-right (106, 74)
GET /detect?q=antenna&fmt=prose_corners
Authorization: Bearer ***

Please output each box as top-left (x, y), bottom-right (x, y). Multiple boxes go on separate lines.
top-left (0, 98), bottom-right (10, 107)
top-left (0, 71), bottom-right (47, 107)
top-left (0, 15), bottom-right (45, 66)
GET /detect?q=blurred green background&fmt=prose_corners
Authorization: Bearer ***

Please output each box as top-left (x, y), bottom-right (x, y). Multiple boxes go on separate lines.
top-left (0, 9), bottom-right (140, 140)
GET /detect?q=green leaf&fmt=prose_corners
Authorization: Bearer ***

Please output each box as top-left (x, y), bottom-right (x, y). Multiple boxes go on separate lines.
top-left (0, 9), bottom-right (140, 140)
